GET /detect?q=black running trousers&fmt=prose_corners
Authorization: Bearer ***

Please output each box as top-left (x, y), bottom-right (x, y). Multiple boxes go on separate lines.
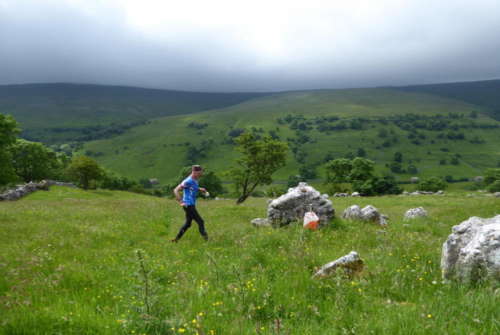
top-left (175, 205), bottom-right (208, 240)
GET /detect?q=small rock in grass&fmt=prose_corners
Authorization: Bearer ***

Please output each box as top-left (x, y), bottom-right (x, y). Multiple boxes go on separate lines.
top-left (313, 251), bottom-right (364, 278)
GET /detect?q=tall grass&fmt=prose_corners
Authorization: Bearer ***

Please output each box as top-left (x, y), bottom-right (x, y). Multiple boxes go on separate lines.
top-left (0, 186), bottom-right (499, 334)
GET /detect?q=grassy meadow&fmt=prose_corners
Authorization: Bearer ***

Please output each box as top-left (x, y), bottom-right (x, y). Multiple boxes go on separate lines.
top-left (1, 186), bottom-right (499, 334)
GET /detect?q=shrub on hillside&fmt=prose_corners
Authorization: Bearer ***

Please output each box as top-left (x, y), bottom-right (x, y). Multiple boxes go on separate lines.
top-left (484, 168), bottom-right (500, 185)
top-left (100, 170), bottom-right (137, 191)
top-left (486, 180), bottom-right (500, 193)
top-left (353, 175), bottom-right (402, 196)
top-left (418, 177), bottom-right (447, 192)
top-left (66, 156), bottom-right (104, 190)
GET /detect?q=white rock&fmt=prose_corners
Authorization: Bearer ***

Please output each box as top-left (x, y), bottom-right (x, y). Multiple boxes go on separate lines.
top-left (266, 182), bottom-right (335, 227)
top-left (404, 207), bottom-right (428, 220)
top-left (342, 205), bottom-right (362, 220)
top-left (351, 192), bottom-right (361, 197)
top-left (342, 204), bottom-right (388, 226)
top-left (361, 205), bottom-right (388, 226)
top-left (494, 192), bottom-right (500, 198)
top-left (441, 215), bottom-right (500, 283)
top-left (313, 251), bottom-right (364, 278)
top-left (251, 218), bottom-right (271, 227)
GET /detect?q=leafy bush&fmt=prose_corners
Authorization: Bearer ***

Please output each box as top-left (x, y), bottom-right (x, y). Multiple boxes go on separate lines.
top-left (389, 161), bottom-right (404, 173)
top-left (353, 175), bottom-right (402, 196)
top-left (418, 177), bottom-right (447, 192)
top-left (100, 171), bottom-right (137, 191)
top-left (66, 156), bottom-right (104, 190)
top-left (486, 180), bottom-right (500, 193)
top-left (484, 168), bottom-right (500, 185)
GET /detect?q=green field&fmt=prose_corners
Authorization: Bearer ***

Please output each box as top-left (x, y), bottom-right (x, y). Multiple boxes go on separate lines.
top-left (81, 88), bottom-right (500, 183)
top-left (1, 187), bottom-right (499, 334)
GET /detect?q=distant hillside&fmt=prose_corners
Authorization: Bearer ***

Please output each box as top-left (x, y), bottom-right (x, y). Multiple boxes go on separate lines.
top-left (81, 88), bottom-right (500, 183)
top-left (0, 83), bottom-right (270, 143)
top-left (395, 79), bottom-right (500, 120)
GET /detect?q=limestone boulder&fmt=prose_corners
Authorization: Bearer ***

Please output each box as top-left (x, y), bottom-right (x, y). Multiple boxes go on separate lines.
top-left (404, 207), bottom-right (428, 220)
top-left (342, 204), bottom-right (388, 226)
top-left (266, 182), bottom-right (335, 227)
top-left (441, 215), bottom-right (500, 283)
top-left (342, 205), bottom-right (362, 220)
top-left (313, 251), bottom-right (364, 278)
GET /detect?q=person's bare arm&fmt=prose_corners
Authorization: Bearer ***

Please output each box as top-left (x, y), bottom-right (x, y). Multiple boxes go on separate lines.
top-left (173, 183), bottom-right (185, 205)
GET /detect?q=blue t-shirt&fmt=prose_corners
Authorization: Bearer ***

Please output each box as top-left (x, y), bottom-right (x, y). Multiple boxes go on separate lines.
top-left (181, 176), bottom-right (199, 206)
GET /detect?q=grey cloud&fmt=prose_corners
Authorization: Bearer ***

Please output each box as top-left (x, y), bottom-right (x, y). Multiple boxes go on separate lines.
top-left (0, 0), bottom-right (499, 92)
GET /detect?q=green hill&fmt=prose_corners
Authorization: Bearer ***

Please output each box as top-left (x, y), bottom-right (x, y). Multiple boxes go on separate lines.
top-left (1, 187), bottom-right (499, 333)
top-left (0, 83), bottom-right (270, 143)
top-left (81, 88), bottom-right (500, 183)
top-left (395, 79), bottom-right (500, 120)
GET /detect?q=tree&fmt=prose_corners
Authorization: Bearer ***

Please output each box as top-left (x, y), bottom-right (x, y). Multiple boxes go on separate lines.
top-left (10, 139), bottom-right (61, 182)
top-left (66, 156), bottom-right (103, 190)
top-left (0, 114), bottom-right (20, 185)
top-left (228, 133), bottom-right (287, 204)
top-left (325, 158), bottom-right (352, 183)
top-left (349, 157), bottom-right (375, 182)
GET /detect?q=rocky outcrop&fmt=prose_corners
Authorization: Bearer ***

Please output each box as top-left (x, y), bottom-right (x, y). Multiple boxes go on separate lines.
top-left (252, 182), bottom-right (335, 228)
top-left (441, 215), bottom-right (500, 283)
top-left (0, 180), bottom-right (76, 201)
top-left (404, 207), bottom-right (428, 220)
top-left (341, 204), bottom-right (388, 226)
top-left (313, 251), bottom-right (364, 278)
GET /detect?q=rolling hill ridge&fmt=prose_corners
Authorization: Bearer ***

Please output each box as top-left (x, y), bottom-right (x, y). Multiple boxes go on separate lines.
top-left (80, 87), bottom-right (500, 183)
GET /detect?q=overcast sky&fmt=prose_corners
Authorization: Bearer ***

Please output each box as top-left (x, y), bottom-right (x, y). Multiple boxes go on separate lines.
top-left (1, 0), bottom-right (499, 92)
